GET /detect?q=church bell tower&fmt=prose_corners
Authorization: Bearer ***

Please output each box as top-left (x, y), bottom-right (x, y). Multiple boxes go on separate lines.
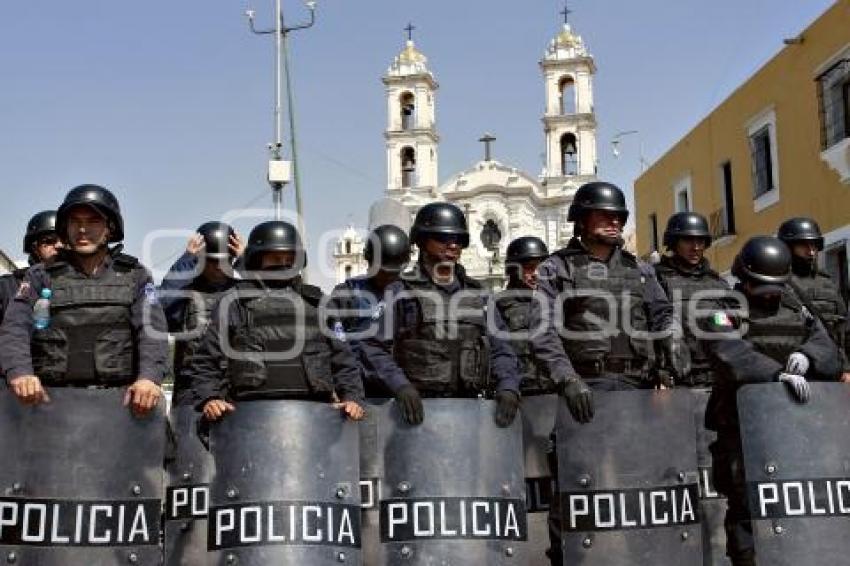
top-left (382, 24), bottom-right (439, 206)
top-left (540, 8), bottom-right (598, 194)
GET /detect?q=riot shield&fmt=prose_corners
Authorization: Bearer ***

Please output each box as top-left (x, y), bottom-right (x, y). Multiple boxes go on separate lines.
top-left (207, 399), bottom-right (361, 565)
top-left (554, 389), bottom-right (702, 565)
top-left (0, 387), bottom-right (165, 566)
top-left (692, 388), bottom-right (731, 566)
top-left (521, 394), bottom-right (558, 566)
top-left (738, 382), bottom-right (850, 566)
top-left (362, 398), bottom-right (528, 566)
top-left (164, 404), bottom-right (216, 566)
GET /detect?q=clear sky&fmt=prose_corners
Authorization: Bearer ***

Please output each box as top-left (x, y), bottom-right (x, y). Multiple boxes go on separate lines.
top-left (0, 0), bottom-right (836, 289)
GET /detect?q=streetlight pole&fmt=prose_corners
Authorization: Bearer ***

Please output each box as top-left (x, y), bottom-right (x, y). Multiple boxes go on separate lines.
top-left (246, 0), bottom-right (316, 227)
top-left (611, 129), bottom-right (647, 172)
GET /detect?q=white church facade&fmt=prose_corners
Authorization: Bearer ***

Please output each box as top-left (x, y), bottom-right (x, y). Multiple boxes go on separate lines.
top-left (334, 20), bottom-right (599, 288)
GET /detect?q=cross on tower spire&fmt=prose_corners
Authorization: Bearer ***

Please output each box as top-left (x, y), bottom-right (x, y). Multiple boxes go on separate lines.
top-left (560, 1), bottom-right (572, 24)
top-left (479, 133), bottom-right (496, 162)
top-left (404, 22), bottom-right (416, 42)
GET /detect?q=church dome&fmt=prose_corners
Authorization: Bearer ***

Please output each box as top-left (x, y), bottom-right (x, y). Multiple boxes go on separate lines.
top-left (544, 23), bottom-right (590, 61)
top-left (398, 40), bottom-right (427, 65)
top-left (386, 39), bottom-right (433, 78)
top-left (555, 24), bottom-right (580, 48)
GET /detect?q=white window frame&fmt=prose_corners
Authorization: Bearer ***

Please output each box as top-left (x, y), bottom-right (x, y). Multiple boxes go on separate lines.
top-left (815, 43), bottom-right (850, 184)
top-left (672, 174), bottom-right (692, 213)
top-left (745, 106), bottom-right (780, 212)
top-left (822, 224), bottom-right (850, 292)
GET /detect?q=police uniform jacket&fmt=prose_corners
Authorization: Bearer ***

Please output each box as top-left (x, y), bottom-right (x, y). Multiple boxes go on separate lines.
top-left (328, 276), bottom-right (388, 391)
top-left (159, 252), bottom-right (238, 405)
top-left (530, 237), bottom-right (678, 386)
top-left (359, 263), bottom-right (521, 396)
top-left (705, 285), bottom-right (841, 433)
top-left (0, 251), bottom-right (169, 385)
top-left (188, 277), bottom-right (365, 406)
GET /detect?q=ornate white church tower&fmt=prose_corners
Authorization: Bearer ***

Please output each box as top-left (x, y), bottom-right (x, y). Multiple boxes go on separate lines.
top-left (540, 16), bottom-right (598, 195)
top-left (382, 26), bottom-right (439, 206)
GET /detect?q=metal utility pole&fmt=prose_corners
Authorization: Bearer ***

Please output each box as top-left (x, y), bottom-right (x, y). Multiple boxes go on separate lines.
top-left (246, 0), bottom-right (316, 228)
top-left (611, 130), bottom-right (648, 172)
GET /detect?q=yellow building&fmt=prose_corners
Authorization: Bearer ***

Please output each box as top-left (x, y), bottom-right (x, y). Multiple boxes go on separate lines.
top-left (635, 0), bottom-right (850, 294)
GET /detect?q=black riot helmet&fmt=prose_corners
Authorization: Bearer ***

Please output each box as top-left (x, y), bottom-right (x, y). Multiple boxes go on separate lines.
top-left (197, 221), bottom-right (236, 259)
top-left (567, 182), bottom-right (629, 235)
top-left (506, 236), bottom-right (549, 264)
top-left (777, 217), bottom-right (824, 251)
top-left (23, 210), bottom-right (58, 254)
top-left (567, 182), bottom-right (629, 222)
top-left (244, 220), bottom-right (306, 271)
top-left (732, 236), bottom-right (791, 287)
top-left (364, 224), bottom-right (410, 273)
top-left (56, 184), bottom-right (124, 243)
top-left (663, 211), bottom-right (712, 248)
top-left (410, 202), bottom-right (470, 248)
top-left (505, 235), bottom-right (549, 282)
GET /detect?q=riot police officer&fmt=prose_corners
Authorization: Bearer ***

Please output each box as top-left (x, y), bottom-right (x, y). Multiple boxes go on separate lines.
top-left (496, 236), bottom-right (556, 395)
top-left (0, 210), bottom-right (62, 322)
top-left (328, 224), bottom-right (410, 394)
top-left (530, 181), bottom-right (687, 422)
top-left (778, 217), bottom-right (850, 381)
top-left (359, 202), bottom-right (522, 427)
top-left (530, 182), bottom-right (686, 565)
top-left (706, 236), bottom-right (841, 566)
top-left (0, 184), bottom-right (168, 414)
top-left (654, 211), bottom-right (734, 387)
top-left (189, 220), bottom-right (365, 422)
top-left (159, 221), bottom-right (244, 406)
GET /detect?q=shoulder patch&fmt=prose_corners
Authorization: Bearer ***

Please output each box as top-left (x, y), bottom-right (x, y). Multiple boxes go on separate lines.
top-left (143, 282), bottom-right (159, 305)
top-left (333, 320), bottom-right (347, 342)
top-left (15, 280), bottom-right (32, 299)
top-left (371, 300), bottom-right (386, 321)
top-left (710, 311), bottom-right (734, 328)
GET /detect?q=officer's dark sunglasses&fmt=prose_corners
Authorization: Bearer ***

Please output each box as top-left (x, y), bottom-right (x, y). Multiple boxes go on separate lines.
top-left (429, 233), bottom-right (463, 245)
top-left (37, 235), bottom-right (59, 246)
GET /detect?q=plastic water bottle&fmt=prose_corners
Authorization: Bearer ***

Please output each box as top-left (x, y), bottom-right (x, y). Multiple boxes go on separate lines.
top-left (33, 288), bottom-right (52, 330)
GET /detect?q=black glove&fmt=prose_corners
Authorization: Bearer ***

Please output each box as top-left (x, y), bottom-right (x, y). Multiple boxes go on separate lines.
top-left (395, 385), bottom-right (424, 425)
top-left (660, 335), bottom-right (691, 384)
top-left (560, 377), bottom-right (594, 424)
top-left (494, 390), bottom-right (520, 427)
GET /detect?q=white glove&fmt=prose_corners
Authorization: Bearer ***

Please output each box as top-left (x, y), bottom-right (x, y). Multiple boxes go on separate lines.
top-left (777, 372), bottom-right (811, 403)
top-left (786, 352), bottom-right (810, 376)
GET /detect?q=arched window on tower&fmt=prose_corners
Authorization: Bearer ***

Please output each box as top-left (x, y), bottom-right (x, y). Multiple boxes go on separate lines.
top-left (345, 265), bottom-right (352, 279)
top-left (345, 240), bottom-right (351, 254)
top-left (401, 146), bottom-right (416, 188)
top-left (559, 76), bottom-right (576, 115)
top-left (400, 91), bottom-right (415, 130)
top-left (560, 133), bottom-right (578, 176)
